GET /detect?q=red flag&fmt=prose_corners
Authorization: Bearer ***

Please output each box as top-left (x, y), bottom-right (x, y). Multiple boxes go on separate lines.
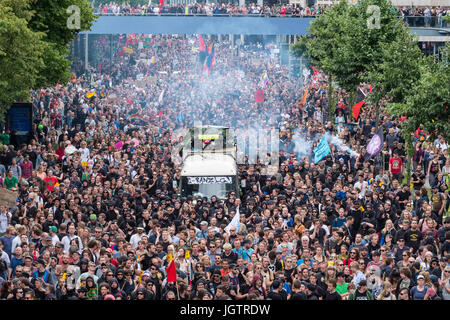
top-left (369, 85), bottom-right (373, 93)
top-left (166, 260), bottom-right (177, 283)
top-left (399, 116), bottom-right (407, 121)
top-left (415, 126), bottom-right (422, 138)
top-left (255, 89), bottom-right (264, 103)
top-left (352, 100), bottom-right (364, 120)
top-left (199, 35), bottom-right (206, 52)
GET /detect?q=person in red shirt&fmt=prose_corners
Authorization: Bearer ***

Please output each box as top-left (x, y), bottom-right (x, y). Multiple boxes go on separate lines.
top-left (44, 169), bottom-right (59, 192)
top-left (389, 151), bottom-right (403, 183)
top-left (55, 142), bottom-right (65, 161)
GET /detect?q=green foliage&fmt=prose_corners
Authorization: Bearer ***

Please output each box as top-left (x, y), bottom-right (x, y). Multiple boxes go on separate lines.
top-left (292, 0), bottom-right (405, 95)
top-left (0, 0), bottom-right (95, 120)
top-left (389, 44), bottom-right (450, 142)
top-left (0, 0), bottom-right (45, 120)
top-left (292, 0), bottom-right (449, 142)
top-left (29, 0), bottom-right (96, 87)
top-left (366, 25), bottom-right (422, 106)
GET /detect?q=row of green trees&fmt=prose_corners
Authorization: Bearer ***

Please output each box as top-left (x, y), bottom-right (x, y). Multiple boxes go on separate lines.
top-left (292, 0), bottom-right (450, 182)
top-left (0, 0), bottom-right (95, 120)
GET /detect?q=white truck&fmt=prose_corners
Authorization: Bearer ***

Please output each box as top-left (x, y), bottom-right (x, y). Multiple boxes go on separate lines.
top-left (179, 126), bottom-right (239, 200)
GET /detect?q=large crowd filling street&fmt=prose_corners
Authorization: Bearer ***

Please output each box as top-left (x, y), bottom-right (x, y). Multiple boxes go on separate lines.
top-left (0, 34), bottom-right (449, 301)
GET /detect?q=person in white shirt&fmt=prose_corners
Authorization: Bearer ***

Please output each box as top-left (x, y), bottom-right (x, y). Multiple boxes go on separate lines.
top-left (0, 208), bottom-right (10, 235)
top-left (78, 141), bottom-right (90, 164)
top-left (129, 226), bottom-right (145, 249)
top-left (354, 174), bottom-right (368, 198)
top-left (61, 224), bottom-right (83, 254)
top-left (351, 261), bottom-right (366, 287)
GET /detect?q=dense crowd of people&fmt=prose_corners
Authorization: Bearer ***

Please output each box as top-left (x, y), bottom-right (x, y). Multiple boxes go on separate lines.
top-left (94, 2), bottom-right (448, 24)
top-left (0, 34), bottom-right (449, 301)
top-left (94, 2), bottom-right (329, 16)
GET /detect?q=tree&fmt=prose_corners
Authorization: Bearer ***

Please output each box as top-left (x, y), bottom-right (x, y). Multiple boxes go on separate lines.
top-left (0, 0), bottom-right (45, 120)
top-left (365, 26), bottom-right (424, 184)
top-left (292, 0), bottom-right (407, 110)
top-left (292, 1), bottom-right (351, 89)
top-left (0, 0), bottom-right (95, 120)
top-left (389, 44), bottom-right (450, 143)
top-left (29, 0), bottom-right (96, 87)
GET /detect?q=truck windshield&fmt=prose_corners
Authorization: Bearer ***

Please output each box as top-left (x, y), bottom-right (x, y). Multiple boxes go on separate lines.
top-left (180, 176), bottom-right (236, 199)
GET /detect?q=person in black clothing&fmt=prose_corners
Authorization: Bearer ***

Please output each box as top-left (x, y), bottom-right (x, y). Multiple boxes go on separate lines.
top-left (395, 219), bottom-right (410, 243)
top-left (267, 279), bottom-right (284, 300)
top-left (324, 279), bottom-right (342, 300)
top-left (221, 243), bottom-right (238, 264)
top-left (305, 282), bottom-right (319, 300)
top-left (207, 269), bottom-right (222, 296)
top-left (290, 279), bottom-right (307, 300)
top-left (392, 237), bottom-right (410, 262)
top-left (411, 165), bottom-right (426, 191)
top-left (404, 220), bottom-right (422, 253)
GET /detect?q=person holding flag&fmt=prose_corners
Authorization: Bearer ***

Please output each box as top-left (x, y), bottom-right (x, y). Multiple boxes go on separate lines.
top-left (225, 201), bottom-right (241, 235)
top-left (165, 252), bottom-right (177, 285)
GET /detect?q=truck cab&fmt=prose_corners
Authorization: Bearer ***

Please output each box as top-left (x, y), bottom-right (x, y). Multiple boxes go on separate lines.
top-left (179, 126), bottom-right (239, 200)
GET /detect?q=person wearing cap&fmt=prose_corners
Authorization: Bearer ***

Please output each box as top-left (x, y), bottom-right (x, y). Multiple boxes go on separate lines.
top-left (48, 226), bottom-right (59, 246)
top-left (32, 258), bottom-right (52, 288)
top-left (410, 274), bottom-right (430, 300)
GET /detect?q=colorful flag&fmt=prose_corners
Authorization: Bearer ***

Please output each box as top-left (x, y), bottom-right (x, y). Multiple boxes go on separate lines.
top-left (414, 126), bottom-right (422, 138)
top-left (255, 89), bottom-right (264, 103)
top-left (115, 141), bottom-right (123, 151)
top-left (299, 87), bottom-right (308, 106)
top-left (198, 35), bottom-right (207, 65)
top-left (201, 43), bottom-right (215, 78)
top-left (352, 87), bottom-right (366, 120)
top-left (262, 72), bottom-right (269, 87)
top-left (166, 260), bottom-right (177, 283)
top-left (198, 35), bottom-right (206, 52)
top-left (365, 128), bottom-right (384, 160)
top-left (313, 136), bottom-right (331, 164)
top-left (130, 114), bottom-right (145, 125)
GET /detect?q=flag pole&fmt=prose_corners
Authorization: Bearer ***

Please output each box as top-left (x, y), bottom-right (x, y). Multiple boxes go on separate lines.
top-left (176, 280), bottom-right (180, 300)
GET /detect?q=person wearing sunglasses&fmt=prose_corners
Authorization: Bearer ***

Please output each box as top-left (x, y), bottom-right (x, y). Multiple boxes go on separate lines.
top-left (441, 267), bottom-right (450, 300)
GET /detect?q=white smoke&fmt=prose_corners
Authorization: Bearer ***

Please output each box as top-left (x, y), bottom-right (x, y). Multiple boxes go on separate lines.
top-left (292, 130), bottom-right (313, 159)
top-left (325, 132), bottom-right (359, 157)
